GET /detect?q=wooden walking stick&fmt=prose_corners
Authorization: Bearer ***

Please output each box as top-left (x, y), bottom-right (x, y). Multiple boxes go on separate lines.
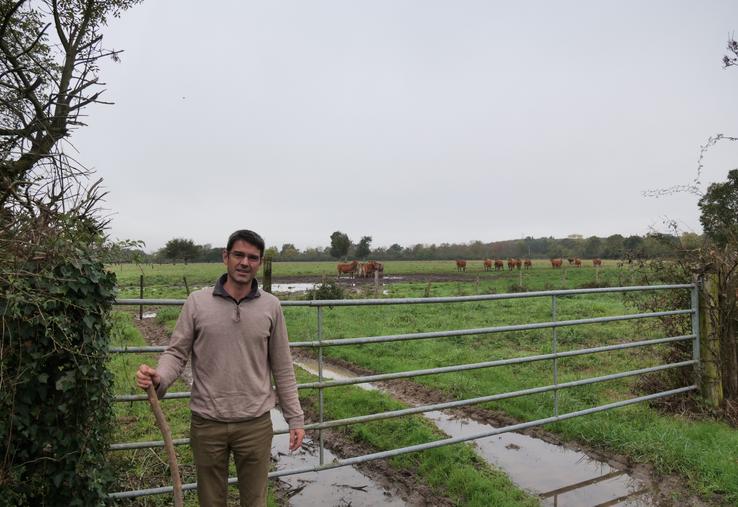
top-left (146, 385), bottom-right (184, 507)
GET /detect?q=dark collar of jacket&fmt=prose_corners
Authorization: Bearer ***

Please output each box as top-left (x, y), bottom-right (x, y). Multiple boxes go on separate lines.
top-left (213, 273), bottom-right (261, 304)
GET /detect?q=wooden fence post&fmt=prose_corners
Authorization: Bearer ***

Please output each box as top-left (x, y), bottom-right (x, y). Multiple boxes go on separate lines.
top-left (699, 273), bottom-right (724, 408)
top-left (263, 256), bottom-right (272, 293)
top-left (139, 274), bottom-right (144, 320)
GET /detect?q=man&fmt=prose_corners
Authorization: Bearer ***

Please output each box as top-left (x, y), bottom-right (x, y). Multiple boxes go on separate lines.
top-left (136, 229), bottom-right (304, 507)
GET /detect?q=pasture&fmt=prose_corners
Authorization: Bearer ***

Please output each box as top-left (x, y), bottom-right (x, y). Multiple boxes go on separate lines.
top-left (107, 261), bottom-right (738, 505)
top-left (110, 259), bottom-right (624, 299)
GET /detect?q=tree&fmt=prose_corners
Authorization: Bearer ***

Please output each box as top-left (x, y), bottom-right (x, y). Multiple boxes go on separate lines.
top-left (355, 235), bottom-right (372, 259)
top-left (280, 243), bottom-right (299, 259)
top-left (602, 234), bottom-right (624, 259)
top-left (1, 0), bottom-right (141, 207)
top-left (163, 238), bottom-right (199, 264)
top-left (0, 1), bottom-right (141, 503)
top-left (386, 243), bottom-right (403, 259)
top-left (329, 231), bottom-right (351, 259)
top-left (698, 169), bottom-right (738, 247)
top-left (582, 236), bottom-right (602, 258)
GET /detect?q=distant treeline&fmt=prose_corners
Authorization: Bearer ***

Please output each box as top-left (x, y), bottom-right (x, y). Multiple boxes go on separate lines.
top-left (108, 233), bottom-right (702, 264)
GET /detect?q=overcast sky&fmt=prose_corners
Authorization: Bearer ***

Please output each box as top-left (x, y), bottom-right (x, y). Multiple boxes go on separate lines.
top-left (74, 0), bottom-right (738, 252)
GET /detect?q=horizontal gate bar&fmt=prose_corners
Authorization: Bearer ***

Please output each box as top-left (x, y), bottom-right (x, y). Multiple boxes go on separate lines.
top-left (108, 385), bottom-right (697, 499)
top-left (109, 359), bottom-right (695, 451)
top-left (296, 335), bottom-right (693, 389)
top-left (113, 283), bottom-right (693, 309)
top-left (109, 312), bottom-right (693, 354)
top-left (112, 334), bottom-right (694, 402)
top-left (289, 310), bottom-right (692, 348)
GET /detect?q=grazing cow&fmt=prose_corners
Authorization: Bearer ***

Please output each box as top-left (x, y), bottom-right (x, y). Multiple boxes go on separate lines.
top-left (551, 258), bottom-right (563, 269)
top-left (514, 258), bottom-right (522, 270)
top-left (574, 258), bottom-right (582, 268)
top-left (593, 258), bottom-right (602, 267)
top-left (567, 258), bottom-right (575, 265)
top-left (524, 258), bottom-right (532, 269)
top-left (336, 260), bottom-right (358, 278)
top-left (455, 260), bottom-right (467, 272)
top-left (494, 259), bottom-right (504, 271)
top-left (483, 259), bottom-right (493, 271)
top-left (507, 258), bottom-right (515, 271)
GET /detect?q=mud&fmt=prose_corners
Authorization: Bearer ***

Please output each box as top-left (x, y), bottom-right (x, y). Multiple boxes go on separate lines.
top-left (273, 272), bottom-right (502, 286)
top-left (295, 352), bottom-right (718, 506)
top-left (270, 409), bottom-right (408, 506)
top-left (129, 315), bottom-right (719, 506)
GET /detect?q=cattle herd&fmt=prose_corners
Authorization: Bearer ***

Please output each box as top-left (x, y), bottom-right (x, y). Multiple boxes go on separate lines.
top-left (465, 257), bottom-right (603, 271)
top-left (336, 260), bottom-right (384, 278)
top-left (335, 257), bottom-right (604, 278)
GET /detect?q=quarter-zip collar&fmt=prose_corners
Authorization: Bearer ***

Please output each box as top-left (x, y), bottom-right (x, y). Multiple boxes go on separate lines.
top-left (213, 274), bottom-right (260, 321)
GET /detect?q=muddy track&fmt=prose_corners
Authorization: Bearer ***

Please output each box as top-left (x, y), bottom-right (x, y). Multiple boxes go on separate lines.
top-left (273, 272), bottom-right (512, 285)
top-left (294, 351), bottom-right (721, 507)
top-left (131, 314), bottom-right (722, 506)
top-left (299, 396), bottom-right (456, 507)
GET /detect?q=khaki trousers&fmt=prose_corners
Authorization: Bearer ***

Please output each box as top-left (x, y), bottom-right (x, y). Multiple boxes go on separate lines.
top-left (190, 411), bottom-right (273, 507)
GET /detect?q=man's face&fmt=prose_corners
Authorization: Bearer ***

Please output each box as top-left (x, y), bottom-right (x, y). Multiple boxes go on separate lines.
top-left (223, 239), bottom-right (262, 287)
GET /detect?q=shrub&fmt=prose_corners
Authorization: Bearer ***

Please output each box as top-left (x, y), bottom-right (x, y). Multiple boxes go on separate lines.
top-left (1, 243), bottom-right (117, 506)
top-left (305, 281), bottom-right (346, 300)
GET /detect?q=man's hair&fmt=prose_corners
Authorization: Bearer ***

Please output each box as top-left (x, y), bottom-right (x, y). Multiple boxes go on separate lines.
top-left (226, 230), bottom-right (265, 257)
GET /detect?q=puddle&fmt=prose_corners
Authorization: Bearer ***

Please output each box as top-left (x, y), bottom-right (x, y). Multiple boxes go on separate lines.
top-left (270, 409), bottom-right (405, 506)
top-left (140, 311), bottom-right (157, 319)
top-left (295, 360), bottom-right (378, 391)
top-left (271, 283), bottom-right (318, 293)
top-left (295, 359), bottom-right (657, 506)
top-left (426, 411), bottom-right (653, 506)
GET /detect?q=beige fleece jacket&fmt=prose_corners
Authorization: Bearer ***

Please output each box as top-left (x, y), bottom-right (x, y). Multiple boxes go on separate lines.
top-left (155, 281), bottom-right (304, 429)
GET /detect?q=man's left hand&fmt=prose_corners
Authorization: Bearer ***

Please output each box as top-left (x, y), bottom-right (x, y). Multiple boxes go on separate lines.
top-left (289, 428), bottom-right (305, 452)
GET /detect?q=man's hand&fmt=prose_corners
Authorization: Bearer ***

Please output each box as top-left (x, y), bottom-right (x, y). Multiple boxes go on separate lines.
top-left (289, 428), bottom-right (305, 452)
top-left (136, 364), bottom-right (161, 390)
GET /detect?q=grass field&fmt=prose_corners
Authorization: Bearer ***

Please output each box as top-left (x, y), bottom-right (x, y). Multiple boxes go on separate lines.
top-left (111, 259), bottom-right (626, 299)
top-left (107, 261), bottom-right (738, 505)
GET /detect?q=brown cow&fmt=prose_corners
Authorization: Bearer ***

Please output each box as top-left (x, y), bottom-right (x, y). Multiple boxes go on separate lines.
top-left (336, 260), bottom-right (358, 278)
top-left (360, 260), bottom-right (384, 278)
top-left (524, 258), bottom-right (532, 269)
top-left (574, 257), bottom-right (582, 268)
top-left (514, 258), bottom-right (522, 270)
top-left (551, 258), bottom-right (563, 269)
top-left (494, 259), bottom-right (504, 271)
top-left (507, 258), bottom-right (515, 271)
top-left (567, 258), bottom-right (575, 265)
top-left (593, 258), bottom-right (602, 267)
top-left (359, 260), bottom-right (376, 278)
top-left (483, 259), bottom-right (493, 271)
top-left (455, 260), bottom-right (467, 272)
top-left (375, 261), bottom-right (384, 276)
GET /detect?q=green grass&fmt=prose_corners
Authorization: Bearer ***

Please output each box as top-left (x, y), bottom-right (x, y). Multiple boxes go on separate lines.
top-left (106, 261), bottom-right (738, 504)
top-left (107, 311), bottom-right (538, 506)
top-left (110, 259), bottom-right (627, 298)
top-left (295, 369), bottom-right (538, 506)
top-left (280, 285), bottom-right (738, 503)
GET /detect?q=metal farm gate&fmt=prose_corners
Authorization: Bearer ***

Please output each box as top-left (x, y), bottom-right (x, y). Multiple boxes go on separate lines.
top-left (108, 283), bottom-right (698, 500)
